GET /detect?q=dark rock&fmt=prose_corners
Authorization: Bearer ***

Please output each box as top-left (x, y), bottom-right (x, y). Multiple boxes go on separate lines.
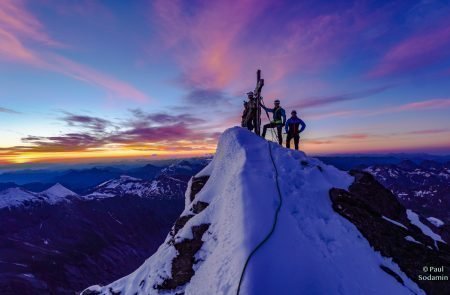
top-left (329, 170), bottom-right (450, 295)
top-left (157, 224), bottom-right (210, 290)
top-left (379, 265), bottom-right (404, 285)
top-left (81, 289), bottom-right (102, 295)
top-left (170, 214), bottom-right (195, 238)
top-left (191, 201), bottom-right (209, 214)
top-left (190, 176), bottom-right (210, 202)
top-left (366, 159), bottom-right (450, 234)
top-left (348, 170), bottom-right (407, 222)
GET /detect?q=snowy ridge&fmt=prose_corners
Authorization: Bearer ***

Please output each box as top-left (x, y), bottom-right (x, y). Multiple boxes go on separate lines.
top-left (0, 184), bottom-right (78, 209)
top-left (84, 127), bottom-right (423, 295)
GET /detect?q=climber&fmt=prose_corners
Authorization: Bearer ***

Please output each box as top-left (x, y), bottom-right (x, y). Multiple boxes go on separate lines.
top-left (285, 110), bottom-right (306, 150)
top-left (261, 99), bottom-right (286, 145)
top-left (243, 91), bottom-right (257, 132)
top-left (241, 101), bottom-right (250, 129)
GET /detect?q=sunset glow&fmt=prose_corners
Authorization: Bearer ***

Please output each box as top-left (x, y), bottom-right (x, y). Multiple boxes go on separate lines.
top-left (1, 0), bottom-right (450, 165)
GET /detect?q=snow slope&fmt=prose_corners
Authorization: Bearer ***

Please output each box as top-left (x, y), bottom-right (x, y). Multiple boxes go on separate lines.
top-left (84, 127), bottom-right (423, 295)
top-left (0, 183), bottom-right (78, 209)
top-left (0, 187), bottom-right (37, 209)
top-left (406, 209), bottom-right (446, 249)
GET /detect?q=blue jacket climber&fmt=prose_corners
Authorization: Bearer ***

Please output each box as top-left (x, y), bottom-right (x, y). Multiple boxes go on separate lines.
top-left (285, 116), bottom-right (306, 134)
top-left (285, 110), bottom-right (306, 150)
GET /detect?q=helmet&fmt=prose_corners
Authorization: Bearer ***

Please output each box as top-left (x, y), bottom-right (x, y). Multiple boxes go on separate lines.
top-left (274, 99), bottom-right (280, 104)
top-left (291, 110), bottom-right (297, 115)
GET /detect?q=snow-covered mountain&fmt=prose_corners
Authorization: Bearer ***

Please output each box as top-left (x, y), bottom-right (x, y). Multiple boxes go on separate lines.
top-left (160, 158), bottom-right (211, 176)
top-left (0, 183), bottom-right (78, 209)
top-left (85, 174), bottom-right (187, 200)
top-left (83, 127), bottom-right (449, 295)
top-left (366, 160), bottom-right (450, 227)
top-left (0, 160), bottom-right (210, 294)
top-left (0, 158), bottom-right (211, 206)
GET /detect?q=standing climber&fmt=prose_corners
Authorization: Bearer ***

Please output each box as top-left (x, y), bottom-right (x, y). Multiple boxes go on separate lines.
top-left (285, 110), bottom-right (306, 150)
top-left (243, 91), bottom-right (257, 132)
top-left (261, 99), bottom-right (286, 145)
top-left (241, 101), bottom-right (250, 129)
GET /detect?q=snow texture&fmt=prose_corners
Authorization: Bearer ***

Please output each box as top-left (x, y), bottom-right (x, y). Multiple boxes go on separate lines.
top-left (0, 184), bottom-right (77, 209)
top-left (85, 127), bottom-right (423, 295)
top-left (426, 217), bottom-right (444, 228)
top-left (406, 209), bottom-right (446, 249)
top-left (382, 215), bottom-right (408, 230)
top-left (404, 236), bottom-right (422, 245)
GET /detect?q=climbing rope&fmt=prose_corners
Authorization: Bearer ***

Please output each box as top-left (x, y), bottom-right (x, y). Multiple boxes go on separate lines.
top-left (236, 140), bottom-right (283, 295)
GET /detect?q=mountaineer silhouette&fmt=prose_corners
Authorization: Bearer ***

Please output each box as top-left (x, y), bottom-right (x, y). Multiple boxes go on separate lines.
top-left (285, 110), bottom-right (306, 150)
top-left (261, 99), bottom-right (286, 145)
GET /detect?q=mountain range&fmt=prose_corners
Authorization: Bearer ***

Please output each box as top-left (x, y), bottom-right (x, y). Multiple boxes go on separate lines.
top-left (82, 128), bottom-right (449, 295)
top-left (1, 135), bottom-right (449, 294)
top-left (0, 159), bottom-right (210, 294)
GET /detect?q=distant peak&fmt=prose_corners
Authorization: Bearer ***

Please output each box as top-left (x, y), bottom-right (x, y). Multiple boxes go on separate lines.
top-left (43, 183), bottom-right (77, 197)
top-left (119, 175), bottom-right (140, 181)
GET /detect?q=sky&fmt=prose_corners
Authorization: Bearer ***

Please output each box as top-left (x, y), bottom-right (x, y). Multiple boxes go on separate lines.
top-left (1, 0), bottom-right (450, 165)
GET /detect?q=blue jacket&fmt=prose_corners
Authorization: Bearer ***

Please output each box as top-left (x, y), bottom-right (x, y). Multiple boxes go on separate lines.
top-left (261, 105), bottom-right (286, 124)
top-left (285, 116), bottom-right (306, 134)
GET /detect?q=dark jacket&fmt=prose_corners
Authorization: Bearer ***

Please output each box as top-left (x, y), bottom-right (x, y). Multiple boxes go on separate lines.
top-left (285, 116), bottom-right (306, 134)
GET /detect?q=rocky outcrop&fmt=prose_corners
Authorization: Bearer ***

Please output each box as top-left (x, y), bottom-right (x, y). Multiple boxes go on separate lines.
top-left (330, 170), bottom-right (450, 295)
top-left (157, 224), bottom-right (210, 290)
top-left (190, 176), bottom-right (210, 202)
top-left (157, 175), bottom-right (211, 291)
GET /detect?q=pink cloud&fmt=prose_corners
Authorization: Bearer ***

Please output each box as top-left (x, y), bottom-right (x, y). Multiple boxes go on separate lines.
top-left (394, 98), bottom-right (450, 111)
top-left (0, 0), bottom-right (149, 102)
top-left (151, 1), bottom-right (384, 92)
top-left (0, 0), bottom-right (59, 46)
top-left (304, 110), bottom-right (357, 120)
top-left (152, 0), bottom-right (271, 90)
top-left (369, 20), bottom-right (450, 78)
top-left (339, 98), bottom-right (450, 118)
top-left (407, 129), bottom-right (449, 135)
top-left (0, 28), bottom-right (41, 64)
top-left (47, 55), bottom-right (149, 102)
top-left (289, 85), bottom-right (393, 110)
top-left (340, 133), bottom-right (369, 139)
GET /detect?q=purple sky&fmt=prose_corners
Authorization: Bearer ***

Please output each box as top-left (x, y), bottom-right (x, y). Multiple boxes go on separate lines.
top-left (1, 0), bottom-right (450, 164)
